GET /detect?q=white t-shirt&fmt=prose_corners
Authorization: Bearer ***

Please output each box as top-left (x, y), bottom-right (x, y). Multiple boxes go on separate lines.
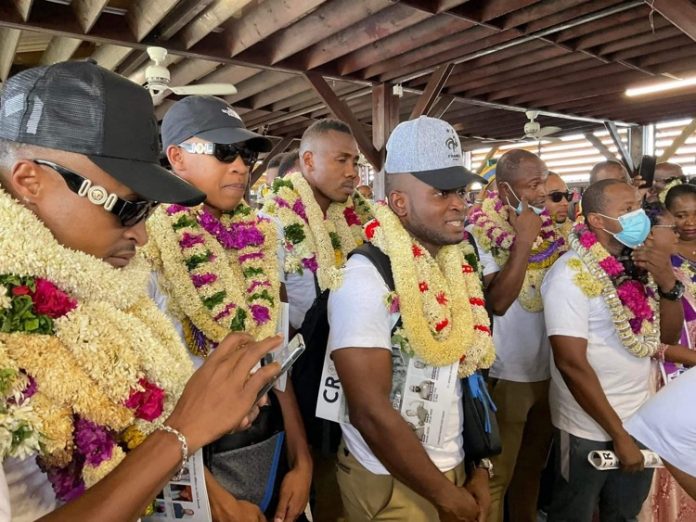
top-left (0, 466), bottom-right (10, 522)
top-left (626, 367), bottom-right (696, 478)
top-left (327, 255), bottom-right (464, 475)
top-left (259, 213), bottom-right (316, 330)
top-left (473, 237), bottom-right (550, 382)
top-left (541, 250), bottom-right (652, 442)
top-left (3, 456), bottom-right (55, 522)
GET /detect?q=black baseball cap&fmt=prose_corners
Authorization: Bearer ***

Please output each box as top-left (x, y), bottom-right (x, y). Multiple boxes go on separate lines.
top-left (0, 60), bottom-right (204, 205)
top-left (161, 96), bottom-right (273, 152)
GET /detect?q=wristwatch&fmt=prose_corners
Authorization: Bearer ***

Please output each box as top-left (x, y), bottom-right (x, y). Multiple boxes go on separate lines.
top-left (658, 280), bottom-right (685, 301)
top-left (477, 458), bottom-right (494, 479)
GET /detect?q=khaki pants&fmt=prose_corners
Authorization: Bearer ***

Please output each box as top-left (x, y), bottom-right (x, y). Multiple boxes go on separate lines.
top-left (487, 379), bottom-right (552, 522)
top-left (336, 439), bottom-right (467, 522)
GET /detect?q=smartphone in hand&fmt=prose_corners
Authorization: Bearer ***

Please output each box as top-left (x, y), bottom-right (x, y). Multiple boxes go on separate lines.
top-left (256, 334), bottom-right (306, 402)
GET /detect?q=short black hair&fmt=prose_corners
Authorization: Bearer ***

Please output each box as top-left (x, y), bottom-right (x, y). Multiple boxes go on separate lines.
top-left (589, 160), bottom-right (627, 185)
top-left (581, 178), bottom-right (625, 221)
top-left (278, 150), bottom-right (299, 178)
top-left (496, 149), bottom-right (541, 185)
top-left (301, 119), bottom-right (352, 145)
top-left (643, 200), bottom-right (668, 226)
top-left (665, 182), bottom-right (696, 211)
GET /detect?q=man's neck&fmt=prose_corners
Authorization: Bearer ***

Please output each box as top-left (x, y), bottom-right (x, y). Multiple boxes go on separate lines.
top-left (308, 179), bottom-right (331, 215)
top-left (204, 203), bottom-right (222, 218)
top-left (593, 227), bottom-right (624, 257)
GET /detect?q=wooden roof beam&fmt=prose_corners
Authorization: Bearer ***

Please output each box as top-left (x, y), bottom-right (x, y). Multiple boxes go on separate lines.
top-left (250, 76), bottom-right (309, 110)
top-left (410, 63), bottom-right (454, 119)
top-left (226, 70), bottom-right (294, 105)
top-left (0, 28), bottom-right (20, 81)
top-left (658, 119), bottom-right (696, 162)
top-left (157, 0), bottom-right (217, 41)
top-left (128, 0), bottom-right (180, 42)
top-left (251, 137), bottom-right (293, 184)
top-left (225, 0), bottom-right (327, 57)
top-left (428, 94), bottom-right (456, 118)
top-left (649, 0), bottom-right (696, 43)
top-left (39, 36), bottom-right (82, 65)
top-left (12, 0), bottom-right (33, 21)
top-left (180, 0), bottom-right (257, 49)
top-left (305, 72), bottom-right (381, 169)
top-left (584, 132), bottom-right (617, 160)
top-left (72, 0), bottom-right (109, 33)
top-left (91, 44), bottom-right (132, 70)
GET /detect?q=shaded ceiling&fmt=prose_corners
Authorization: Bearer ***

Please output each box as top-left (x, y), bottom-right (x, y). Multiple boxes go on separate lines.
top-left (1, 0), bottom-right (695, 151)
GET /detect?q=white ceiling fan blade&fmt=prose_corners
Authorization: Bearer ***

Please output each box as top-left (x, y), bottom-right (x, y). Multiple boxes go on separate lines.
top-left (150, 88), bottom-right (171, 106)
top-left (537, 126), bottom-right (562, 137)
top-left (169, 83), bottom-right (237, 96)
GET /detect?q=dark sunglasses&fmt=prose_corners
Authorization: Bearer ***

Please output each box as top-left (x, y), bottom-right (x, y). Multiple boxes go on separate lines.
top-left (34, 160), bottom-right (159, 227)
top-left (548, 191), bottom-right (573, 203)
top-left (179, 142), bottom-right (259, 167)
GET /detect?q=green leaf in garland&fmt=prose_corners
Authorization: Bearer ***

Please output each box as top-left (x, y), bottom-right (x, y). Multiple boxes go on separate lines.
top-left (186, 251), bottom-right (212, 271)
top-left (202, 291), bottom-right (226, 310)
top-left (0, 279), bottom-right (55, 335)
top-left (243, 266), bottom-right (264, 278)
top-left (0, 368), bottom-right (18, 396)
top-left (284, 223), bottom-right (305, 245)
top-left (272, 178), bottom-right (294, 192)
top-left (173, 214), bottom-right (198, 230)
top-left (229, 308), bottom-right (247, 331)
top-left (329, 232), bottom-right (341, 250)
top-left (250, 289), bottom-right (274, 306)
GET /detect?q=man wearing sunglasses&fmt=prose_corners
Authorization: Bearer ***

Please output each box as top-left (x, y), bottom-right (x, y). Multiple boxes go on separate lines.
top-left (544, 172), bottom-right (573, 236)
top-left (0, 60), bottom-right (286, 521)
top-left (148, 96), bottom-right (312, 522)
top-left (647, 162), bottom-right (687, 204)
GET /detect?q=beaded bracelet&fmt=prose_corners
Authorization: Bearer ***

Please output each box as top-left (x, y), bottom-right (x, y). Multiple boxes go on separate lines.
top-left (159, 425), bottom-right (189, 480)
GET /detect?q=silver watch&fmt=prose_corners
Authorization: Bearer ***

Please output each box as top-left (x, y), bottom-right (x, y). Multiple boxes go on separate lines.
top-left (477, 458), bottom-right (494, 479)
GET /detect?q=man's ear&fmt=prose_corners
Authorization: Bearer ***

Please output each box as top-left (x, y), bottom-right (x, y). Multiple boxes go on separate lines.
top-left (166, 145), bottom-right (187, 177)
top-left (388, 190), bottom-right (408, 218)
top-left (301, 150), bottom-right (313, 175)
top-left (10, 160), bottom-right (43, 205)
top-left (586, 212), bottom-right (604, 230)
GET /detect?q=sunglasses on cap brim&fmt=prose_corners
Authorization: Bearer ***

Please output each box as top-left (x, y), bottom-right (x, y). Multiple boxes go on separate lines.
top-left (179, 142), bottom-right (259, 167)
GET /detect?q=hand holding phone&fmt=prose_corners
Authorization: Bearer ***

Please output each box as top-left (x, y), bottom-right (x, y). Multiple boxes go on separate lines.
top-left (256, 334), bottom-right (306, 402)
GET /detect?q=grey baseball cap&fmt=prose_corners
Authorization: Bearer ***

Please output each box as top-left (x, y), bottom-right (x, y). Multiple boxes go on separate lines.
top-left (385, 116), bottom-right (485, 190)
top-left (161, 96), bottom-right (273, 152)
top-left (0, 60), bottom-right (205, 205)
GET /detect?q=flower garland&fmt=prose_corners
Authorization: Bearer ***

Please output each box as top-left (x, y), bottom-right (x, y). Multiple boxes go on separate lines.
top-left (567, 223), bottom-right (659, 357)
top-left (144, 202), bottom-right (280, 357)
top-left (366, 203), bottom-right (495, 377)
top-left (469, 192), bottom-right (566, 312)
top-left (261, 171), bottom-right (372, 291)
top-left (0, 187), bottom-right (193, 501)
top-left (675, 256), bottom-right (696, 299)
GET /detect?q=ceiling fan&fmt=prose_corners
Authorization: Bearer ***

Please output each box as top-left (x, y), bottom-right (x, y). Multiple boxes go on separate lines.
top-left (480, 111), bottom-right (562, 144)
top-left (144, 46), bottom-right (238, 106)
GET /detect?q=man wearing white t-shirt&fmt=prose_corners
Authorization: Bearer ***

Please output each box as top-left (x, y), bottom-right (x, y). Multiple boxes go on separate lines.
top-left (541, 180), bottom-right (684, 520)
top-left (626, 367), bottom-right (696, 501)
top-left (328, 117), bottom-right (492, 521)
top-left (469, 149), bottom-right (560, 522)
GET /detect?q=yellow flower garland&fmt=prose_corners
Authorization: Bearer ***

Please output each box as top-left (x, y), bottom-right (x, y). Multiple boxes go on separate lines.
top-left (261, 172), bottom-right (369, 291)
top-left (0, 187), bottom-right (193, 487)
top-left (144, 204), bottom-right (280, 346)
top-left (369, 204), bottom-right (495, 377)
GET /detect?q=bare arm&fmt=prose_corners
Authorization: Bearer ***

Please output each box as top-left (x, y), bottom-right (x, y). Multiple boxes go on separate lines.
top-left (664, 460), bottom-right (696, 501)
top-left (550, 335), bottom-right (644, 472)
top-left (36, 333), bottom-right (282, 522)
top-left (664, 345), bottom-right (696, 367)
top-left (482, 202), bottom-right (541, 316)
top-left (333, 348), bottom-right (479, 521)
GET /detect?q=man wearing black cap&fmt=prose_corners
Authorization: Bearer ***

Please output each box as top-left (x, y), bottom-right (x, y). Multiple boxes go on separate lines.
top-left (146, 96), bottom-right (312, 522)
top-left (0, 60), bottom-right (210, 521)
top-left (327, 116), bottom-right (494, 521)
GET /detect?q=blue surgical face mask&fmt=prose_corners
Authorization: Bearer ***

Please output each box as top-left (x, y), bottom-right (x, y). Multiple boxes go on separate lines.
top-left (504, 182), bottom-right (544, 216)
top-left (598, 208), bottom-right (651, 249)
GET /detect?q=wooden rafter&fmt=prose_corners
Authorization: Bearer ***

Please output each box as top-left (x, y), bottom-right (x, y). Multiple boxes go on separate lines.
top-left (658, 119), bottom-right (696, 162)
top-left (305, 72), bottom-right (380, 169)
top-left (584, 132), bottom-right (617, 161)
top-left (40, 36), bottom-right (82, 65)
top-left (409, 63), bottom-right (454, 119)
top-left (250, 137), bottom-right (293, 184)
top-left (11, 0), bottom-right (33, 21)
top-left (72, 0), bottom-right (109, 33)
top-left (649, 0), bottom-right (696, 43)
top-left (127, 0), bottom-right (180, 42)
top-left (180, 0), bottom-right (257, 49)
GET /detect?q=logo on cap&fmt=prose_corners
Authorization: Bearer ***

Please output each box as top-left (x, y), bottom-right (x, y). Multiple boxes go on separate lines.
top-left (221, 107), bottom-right (240, 119)
top-left (445, 137), bottom-right (458, 152)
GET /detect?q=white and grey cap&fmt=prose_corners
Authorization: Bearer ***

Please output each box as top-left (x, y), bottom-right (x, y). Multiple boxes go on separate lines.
top-left (384, 116), bottom-right (485, 190)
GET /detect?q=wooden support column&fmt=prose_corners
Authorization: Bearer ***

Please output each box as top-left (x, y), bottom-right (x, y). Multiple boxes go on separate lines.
top-left (605, 121), bottom-right (634, 173)
top-left (476, 146), bottom-right (498, 174)
top-left (372, 82), bottom-right (400, 200)
top-left (409, 62), bottom-right (455, 120)
top-left (251, 137), bottom-right (293, 185)
top-left (630, 127), bottom-right (644, 167)
top-left (428, 94), bottom-right (455, 118)
top-left (584, 132), bottom-right (616, 161)
top-left (0, 28), bottom-right (20, 81)
top-left (658, 119), bottom-right (696, 162)
top-left (649, 0), bottom-right (696, 43)
top-left (304, 71), bottom-right (381, 170)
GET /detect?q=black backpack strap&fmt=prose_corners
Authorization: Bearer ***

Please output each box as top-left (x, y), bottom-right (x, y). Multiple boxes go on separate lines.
top-left (348, 243), bottom-right (395, 291)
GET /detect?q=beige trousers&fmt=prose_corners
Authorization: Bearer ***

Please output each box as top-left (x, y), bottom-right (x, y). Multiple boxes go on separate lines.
top-left (336, 439), bottom-right (467, 522)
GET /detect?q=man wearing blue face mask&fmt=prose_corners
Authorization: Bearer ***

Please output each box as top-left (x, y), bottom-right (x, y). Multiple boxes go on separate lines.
top-left (540, 179), bottom-right (684, 521)
top-left (469, 149), bottom-right (567, 522)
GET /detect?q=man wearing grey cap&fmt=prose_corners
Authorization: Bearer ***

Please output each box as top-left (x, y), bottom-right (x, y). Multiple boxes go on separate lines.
top-left (327, 116), bottom-right (494, 521)
top-left (0, 60), bottom-right (283, 522)
top-left (146, 96), bottom-right (312, 522)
